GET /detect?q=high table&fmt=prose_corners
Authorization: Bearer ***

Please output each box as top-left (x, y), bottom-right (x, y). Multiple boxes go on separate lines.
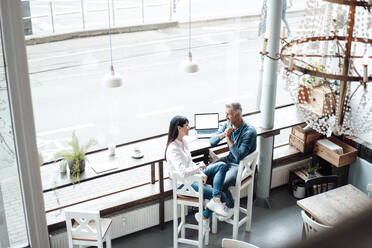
top-left (41, 104), bottom-right (304, 231)
top-left (41, 104), bottom-right (303, 192)
top-left (297, 184), bottom-right (372, 227)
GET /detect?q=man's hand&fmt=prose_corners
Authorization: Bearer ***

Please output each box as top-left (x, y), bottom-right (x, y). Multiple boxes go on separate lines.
top-left (225, 126), bottom-right (235, 138)
top-left (201, 172), bottom-right (208, 184)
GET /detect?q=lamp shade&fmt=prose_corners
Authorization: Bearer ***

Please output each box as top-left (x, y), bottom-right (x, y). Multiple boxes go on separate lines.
top-left (180, 59), bottom-right (199, 73)
top-left (102, 67), bottom-right (123, 88)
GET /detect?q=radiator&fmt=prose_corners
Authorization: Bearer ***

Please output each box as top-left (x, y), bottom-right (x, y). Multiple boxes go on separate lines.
top-left (49, 199), bottom-right (178, 248)
top-left (271, 158), bottom-right (311, 189)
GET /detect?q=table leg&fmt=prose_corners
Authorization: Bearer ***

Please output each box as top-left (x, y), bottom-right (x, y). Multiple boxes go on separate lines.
top-left (203, 149), bottom-right (209, 165)
top-left (151, 163), bottom-right (155, 184)
top-left (158, 161), bottom-right (165, 230)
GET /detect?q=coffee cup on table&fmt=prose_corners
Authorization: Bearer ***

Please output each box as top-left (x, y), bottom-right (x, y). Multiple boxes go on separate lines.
top-left (133, 147), bottom-right (142, 157)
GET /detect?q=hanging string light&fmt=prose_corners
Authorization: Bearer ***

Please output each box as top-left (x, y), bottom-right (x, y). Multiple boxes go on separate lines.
top-left (102, 0), bottom-right (123, 88)
top-left (277, 0), bottom-right (372, 136)
top-left (180, 0), bottom-right (199, 73)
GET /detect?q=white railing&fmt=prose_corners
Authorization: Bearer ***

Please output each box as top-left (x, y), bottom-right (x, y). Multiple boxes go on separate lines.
top-left (22, 0), bottom-right (307, 37)
top-left (22, 0), bottom-right (172, 35)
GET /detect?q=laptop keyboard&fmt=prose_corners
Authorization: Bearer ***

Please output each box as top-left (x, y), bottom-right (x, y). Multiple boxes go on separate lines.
top-left (197, 129), bottom-right (217, 134)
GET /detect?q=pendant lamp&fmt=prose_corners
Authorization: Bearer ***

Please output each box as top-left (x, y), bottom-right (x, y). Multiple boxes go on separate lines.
top-left (102, 0), bottom-right (123, 88)
top-left (180, 0), bottom-right (198, 73)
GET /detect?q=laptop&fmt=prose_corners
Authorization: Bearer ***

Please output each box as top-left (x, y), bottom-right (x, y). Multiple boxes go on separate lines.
top-left (194, 113), bottom-right (219, 138)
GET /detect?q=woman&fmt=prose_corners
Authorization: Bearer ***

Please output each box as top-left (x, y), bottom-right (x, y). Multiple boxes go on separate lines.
top-left (165, 116), bottom-right (231, 229)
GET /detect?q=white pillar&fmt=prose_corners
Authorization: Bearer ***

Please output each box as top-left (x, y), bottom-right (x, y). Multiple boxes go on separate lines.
top-left (256, 0), bottom-right (283, 205)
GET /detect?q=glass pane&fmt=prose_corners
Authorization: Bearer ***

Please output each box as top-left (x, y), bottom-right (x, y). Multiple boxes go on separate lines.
top-left (0, 22), bottom-right (29, 247)
top-left (25, 1), bottom-right (306, 163)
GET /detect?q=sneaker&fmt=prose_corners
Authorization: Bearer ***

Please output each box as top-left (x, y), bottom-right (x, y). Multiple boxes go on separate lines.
top-left (194, 212), bottom-right (210, 232)
top-left (217, 206), bottom-right (234, 221)
top-left (206, 199), bottom-right (229, 217)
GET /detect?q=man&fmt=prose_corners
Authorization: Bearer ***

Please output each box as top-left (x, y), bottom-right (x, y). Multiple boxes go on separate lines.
top-left (205, 102), bottom-right (257, 218)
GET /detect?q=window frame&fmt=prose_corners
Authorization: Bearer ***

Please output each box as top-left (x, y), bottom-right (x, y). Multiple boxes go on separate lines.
top-left (0, 0), bottom-right (50, 247)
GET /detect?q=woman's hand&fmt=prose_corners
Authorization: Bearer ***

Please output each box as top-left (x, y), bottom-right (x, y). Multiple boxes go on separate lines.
top-left (198, 161), bottom-right (207, 170)
top-left (200, 172), bottom-right (208, 184)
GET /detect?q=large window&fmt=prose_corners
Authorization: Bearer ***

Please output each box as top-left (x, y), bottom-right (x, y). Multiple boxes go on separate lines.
top-left (25, 0), bottom-right (307, 161)
top-left (0, 22), bottom-right (29, 248)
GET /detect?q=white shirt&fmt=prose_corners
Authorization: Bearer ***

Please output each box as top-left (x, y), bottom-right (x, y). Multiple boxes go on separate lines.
top-left (166, 138), bottom-right (200, 178)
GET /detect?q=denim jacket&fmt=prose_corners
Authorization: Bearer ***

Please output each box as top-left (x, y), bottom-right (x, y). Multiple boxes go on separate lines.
top-left (210, 121), bottom-right (257, 164)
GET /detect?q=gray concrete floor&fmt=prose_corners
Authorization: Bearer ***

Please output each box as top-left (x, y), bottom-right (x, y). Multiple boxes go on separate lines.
top-left (112, 186), bottom-right (303, 248)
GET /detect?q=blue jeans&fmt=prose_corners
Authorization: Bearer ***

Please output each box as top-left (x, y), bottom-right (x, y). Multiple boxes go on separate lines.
top-left (190, 183), bottom-right (228, 219)
top-left (202, 161), bottom-right (228, 198)
top-left (205, 157), bottom-right (239, 209)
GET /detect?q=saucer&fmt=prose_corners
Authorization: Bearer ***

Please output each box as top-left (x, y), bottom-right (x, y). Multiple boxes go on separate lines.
top-left (131, 152), bottom-right (144, 159)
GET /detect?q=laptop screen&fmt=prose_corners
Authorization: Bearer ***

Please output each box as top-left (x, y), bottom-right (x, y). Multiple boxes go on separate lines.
top-left (194, 113), bottom-right (219, 130)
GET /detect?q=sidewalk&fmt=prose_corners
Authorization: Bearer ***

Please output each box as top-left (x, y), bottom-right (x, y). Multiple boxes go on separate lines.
top-left (26, 0), bottom-right (307, 44)
top-left (0, 167), bottom-right (28, 247)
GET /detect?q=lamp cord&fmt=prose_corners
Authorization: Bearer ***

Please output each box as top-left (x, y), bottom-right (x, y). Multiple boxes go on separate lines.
top-left (188, 0), bottom-right (191, 60)
top-left (107, 0), bottom-right (113, 72)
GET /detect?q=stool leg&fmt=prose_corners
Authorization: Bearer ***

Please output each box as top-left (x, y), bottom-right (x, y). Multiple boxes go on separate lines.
top-left (232, 195), bottom-right (240, 240)
top-left (211, 213), bottom-right (218, 234)
top-left (198, 202), bottom-right (203, 248)
top-left (246, 182), bottom-right (253, 232)
top-left (198, 211), bottom-right (203, 248)
top-left (181, 204), bottom-right (185, 238)
top-left (173, 199), bottom-right (178, 248)
top-left (106, 228), bottom-right (112, 248)
top-left (204, 226), bottom-right (209, 246)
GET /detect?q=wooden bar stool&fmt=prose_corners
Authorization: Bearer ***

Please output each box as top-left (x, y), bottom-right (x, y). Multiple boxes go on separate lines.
top-left (171, 173), bottom-right (209, 248)
top-left (64, 209), bottom-right (112, 248)
top-left (212, 151), bottom-right (259, 240)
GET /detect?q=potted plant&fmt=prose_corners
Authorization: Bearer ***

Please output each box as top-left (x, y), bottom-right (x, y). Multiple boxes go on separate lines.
top-left (306, 162), bottom-right (319, 179)
top-left (55, 132), bottom-right (96, 183)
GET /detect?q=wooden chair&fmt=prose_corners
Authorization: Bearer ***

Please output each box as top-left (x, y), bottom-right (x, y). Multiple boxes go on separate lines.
top-left (172, 173), bottom-right (209, 248)
top-left (64, 209), bottom-right (112, 248)
top-left (367, 184), bottom-right (372, 197)
top-left (222, 238), bottom-right (259, 248)
top-left (212, 151), bottom-right (259, 240)
top-left (305, 175), bottom-right (338, 196)
top-left (301, 210), bottom-right (332, 239)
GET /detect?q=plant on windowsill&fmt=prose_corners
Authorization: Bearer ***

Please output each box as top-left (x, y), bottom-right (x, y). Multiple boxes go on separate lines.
top-left (54, 131), bottom-right (96, 183)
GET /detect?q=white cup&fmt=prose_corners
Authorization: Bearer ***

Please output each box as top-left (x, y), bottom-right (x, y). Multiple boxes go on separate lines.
top-left (108, 144), bottom-right (116, 156)
top-left (133, 147), bottom-right (142, 156)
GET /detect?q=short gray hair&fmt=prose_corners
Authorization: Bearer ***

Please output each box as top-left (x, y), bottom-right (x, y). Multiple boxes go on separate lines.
top-left (225, 102), bottom-right (242, 114)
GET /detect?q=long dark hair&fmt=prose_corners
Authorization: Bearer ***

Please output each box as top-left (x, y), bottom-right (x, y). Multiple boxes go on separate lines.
top-left (165, 115), bottom-right (189, 160)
